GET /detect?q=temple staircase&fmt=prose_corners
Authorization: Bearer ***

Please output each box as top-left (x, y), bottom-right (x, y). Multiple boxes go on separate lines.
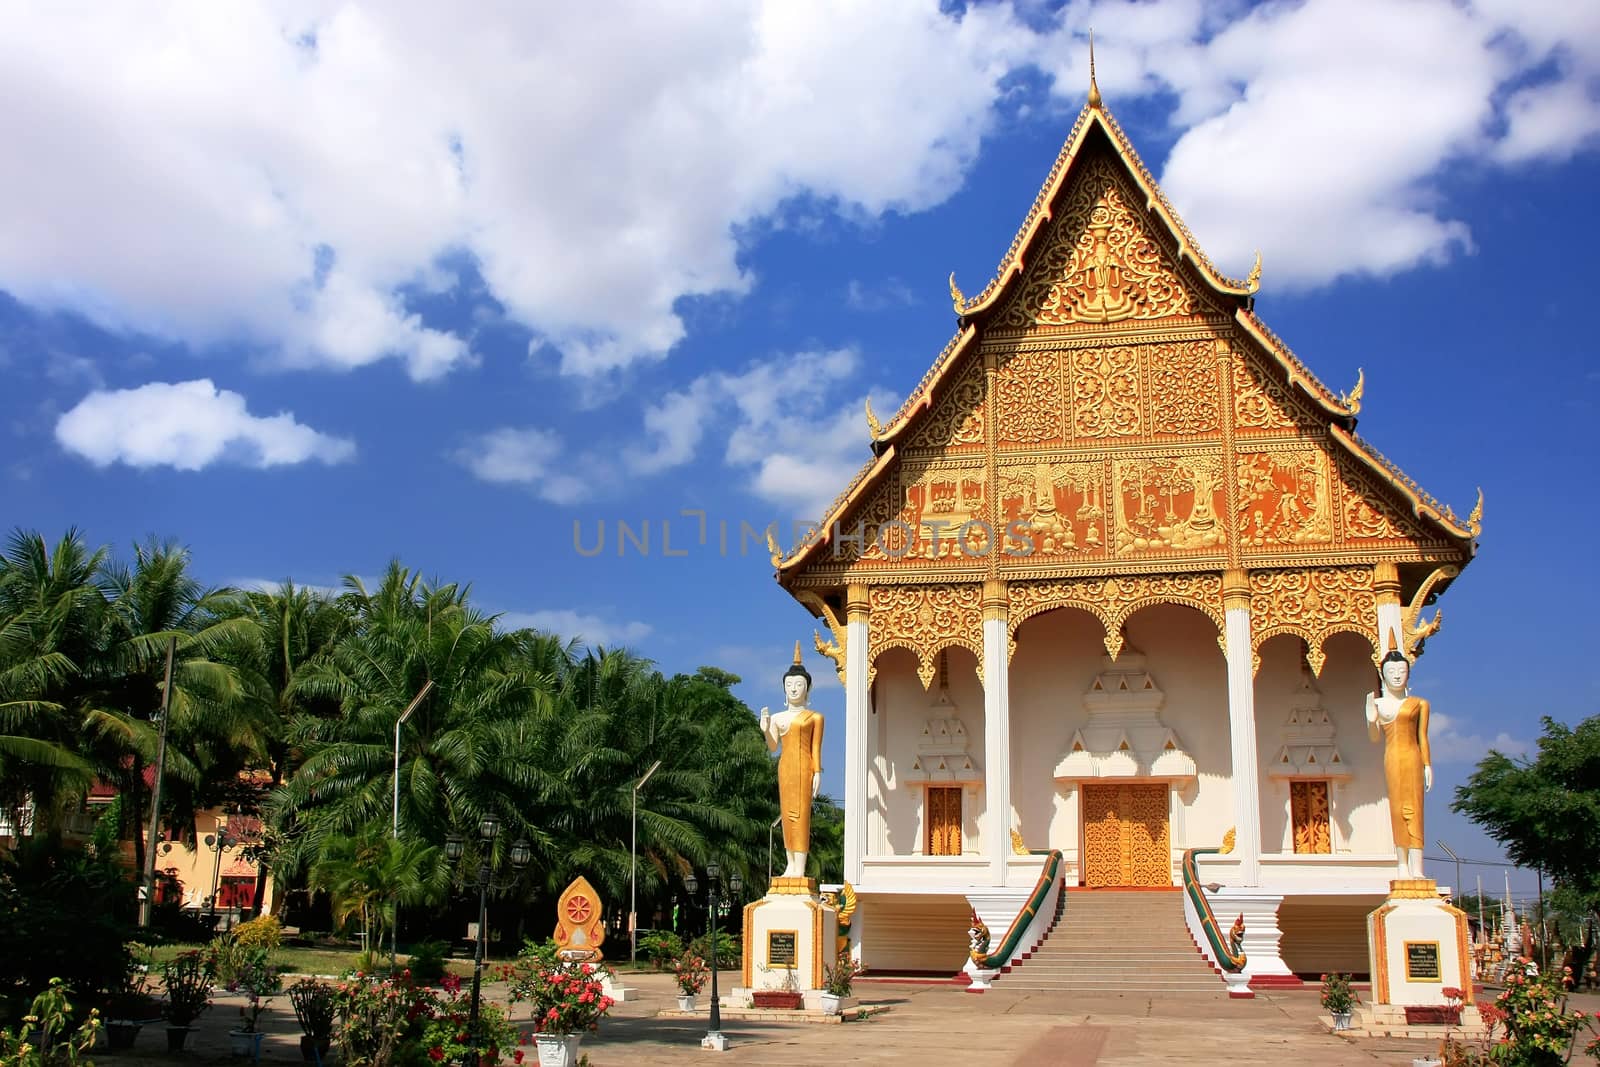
top-left (997, 889), bottom-right (1224, 993)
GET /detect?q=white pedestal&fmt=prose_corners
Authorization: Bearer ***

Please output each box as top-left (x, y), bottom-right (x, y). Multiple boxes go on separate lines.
top-left (1368, 879), bottom-right (1473, 1008)
top-left (599, 971), bottom-right (633, 1003)
top-left (740, 878), bottom-right (838, 993)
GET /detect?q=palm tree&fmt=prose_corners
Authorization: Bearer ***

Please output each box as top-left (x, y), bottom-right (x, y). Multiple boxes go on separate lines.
top-left (307, 831), bottom-right (446, 957)
top-left (85, 538), bottom-right (262, 875)
top-left (0, 528), bottom-right (107, 832)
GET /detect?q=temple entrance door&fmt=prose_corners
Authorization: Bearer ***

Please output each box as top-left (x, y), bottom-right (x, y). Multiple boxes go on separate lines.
top-left (1081, 783), bottom-right (1171, 887)
top-left (926, 787), bottom-right (963, 856)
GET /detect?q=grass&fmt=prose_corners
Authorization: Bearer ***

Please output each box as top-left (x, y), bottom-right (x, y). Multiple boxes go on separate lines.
top-left (144, 940), bottom-right (667, 979)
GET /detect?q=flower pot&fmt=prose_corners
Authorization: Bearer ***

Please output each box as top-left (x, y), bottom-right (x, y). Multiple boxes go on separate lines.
top-left (676, 994), bottom-right (697, 1011)
top-left (819, 992), bottom-right (842, 1015)
top-left (299, 1035), bottom-right (333, 1062)
top-left (1331, 1011), bottom-right (1352, 1031)
top-left (751, 990), bottom-right (803, 1010)
top-left (229, 1030), bottom-right (266, 1060)
top-left (166, 1026), bottom-right (193, 1052)
top-left (105, 1020), bottom-right (143, 1049)
top-left (534, 1033), bottom-right (583, 1067)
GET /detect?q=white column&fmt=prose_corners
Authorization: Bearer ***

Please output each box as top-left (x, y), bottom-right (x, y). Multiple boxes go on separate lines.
top-left (981, 581), bottom-right (1010, 888)
top-left (844, 585), bottom-right (871, 887)
top-left (1374, 561), bottom-right (1403, 657)
top-left (1222, 570), bottom-right (1262, 887)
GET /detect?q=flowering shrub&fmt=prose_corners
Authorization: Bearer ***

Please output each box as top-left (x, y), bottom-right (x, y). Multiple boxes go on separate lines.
top-left (637, 931), bottom-right (683, 971)
top-left (417, 980), bottom-right (517, 1066)
top-left (333, 971), bottom-right (438, 1067)
top-left (231, 915), bottom-right (283, 952)
top-left (503, 942), bottom-right (615, 1036)
top-left (1319, 972), bottom-right (1355, 1015)
top-left (0, 979), bottom-right (102, 1067)
top-left (1489, 961), bottom-right (1589, 1066)
top-left (672, 955), bottom-right (707, 997)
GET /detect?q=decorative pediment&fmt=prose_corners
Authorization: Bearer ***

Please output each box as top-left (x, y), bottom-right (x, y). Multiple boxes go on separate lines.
top-left (1056, 654), bottom-right (1196, 785)
top-left (1269, 670), bottom-right (1351, 781)
top-left (993, 152), bottom-right (1218, 329)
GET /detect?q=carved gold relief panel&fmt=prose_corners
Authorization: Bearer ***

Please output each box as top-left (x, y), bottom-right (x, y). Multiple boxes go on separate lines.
top-left (905, 357), bottom-right (986, 454)
top-left (1248, 567), bottom-right (1377, 675)
top-left (867, 583), bottom-right (984, 689)
top-left (1331, 456), bottom-right (1436, 546)
top-left (998, 155), bottom-right (1204, 328)
top-left (993, 348), bottom-right (1065, 445)
top-left (1236, 450), bottom-right (1333, 549)
top-left (1070, 345), bottom-right (1142, 438)
top-left (997, 459), bottom-right (1108, 560)
top-left (1230, 346), bottom-right (1321, 436)
top-left (1112, 454), bottom-right (1227, 555)
top-left (1148, 341), bottom-right (1220, 436)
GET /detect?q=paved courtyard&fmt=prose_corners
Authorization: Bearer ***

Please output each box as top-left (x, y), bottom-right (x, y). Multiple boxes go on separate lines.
top-left (112, 972), bottom-right (1600, 1066)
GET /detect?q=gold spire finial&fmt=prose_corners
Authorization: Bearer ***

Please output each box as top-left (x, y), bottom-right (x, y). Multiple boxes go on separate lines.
top-left (1386, 628), bottom-right (1400, 654)
top-left (793, 640), bottom-right (803, 666)
top-left (1246, 250), bottom-right (1262, 293)
top-left (865, 396), bottom-right (884, 440)
top-left (948, 271), bottom-right (965, 313)
top-left (1468, 488), bottom-right (1484, 538)
top-left (1087, 29), bottom-right (1102, 109)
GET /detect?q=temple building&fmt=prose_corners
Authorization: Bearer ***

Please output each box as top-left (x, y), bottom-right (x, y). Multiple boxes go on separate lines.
top-left (773, 74), bottom-right (1479, 988)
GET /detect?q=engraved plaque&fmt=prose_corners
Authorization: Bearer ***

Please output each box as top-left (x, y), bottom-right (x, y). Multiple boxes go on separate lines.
top-left (767, 930), bottom-right (798, 968)
top-left (1405, 941), bottom-right (1441, 981)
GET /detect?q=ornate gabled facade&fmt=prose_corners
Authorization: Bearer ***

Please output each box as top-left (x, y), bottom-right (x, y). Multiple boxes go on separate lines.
top-left (773, 78), bottom-right (1477, 987)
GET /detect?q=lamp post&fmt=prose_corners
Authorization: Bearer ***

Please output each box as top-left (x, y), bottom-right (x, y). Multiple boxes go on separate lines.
top-left (205, 820), bottom-right (237, 928)
top-left (1437, 840), bottom-right (1461, 904)
top-left (630, 759), bottom-right (661, 963)
top-left (684, 862), bottom-right (741, 1052)
top-left (392, 680), bottom-right (433, 966)
top-left (446, 816), bottom-right (531, 1067)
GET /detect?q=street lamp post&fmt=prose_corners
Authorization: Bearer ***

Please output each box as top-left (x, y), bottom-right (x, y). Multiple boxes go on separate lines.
top-left (630, 759), bottom-right (661, 964)
top-left (446, 816), bottom-right (531, 1067)
top-left (684, 862), bottom-right (741, 1052)
top-left (205, 821), bottom-right (236, 928)
top-left (1437, 840), bottom-right (1461, 904)
top-left (392, 680), bottom-right (434, 966)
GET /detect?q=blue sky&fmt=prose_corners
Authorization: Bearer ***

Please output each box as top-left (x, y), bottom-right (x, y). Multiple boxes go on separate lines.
top-left (3, 2), bottom-right (1596, 903)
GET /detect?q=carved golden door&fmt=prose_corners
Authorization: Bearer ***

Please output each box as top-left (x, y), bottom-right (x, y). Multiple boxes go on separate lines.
top-left (926, 787), bottom-right (962, 856)
top-left (1081, 783), bottom-right (1171, 886)
top-left (1290, 780), bottom-right (1332, 854)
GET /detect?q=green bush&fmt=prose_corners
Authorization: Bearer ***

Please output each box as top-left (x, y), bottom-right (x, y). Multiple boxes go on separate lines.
top-left (405, 940), bottom-right (448, 986)
top-left (232, 915), bottom-right (282, 951)
top-left (0, 839), bottom-right (134, 1026)
top-left (636, 930), bottom-right (683, 971)
top-left (687, 931), bottom-right (738, 971)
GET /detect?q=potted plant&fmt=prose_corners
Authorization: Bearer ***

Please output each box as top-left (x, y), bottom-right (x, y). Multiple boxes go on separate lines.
top-left (504, 941), bottom-right (616, 1067)
top-left (819, 957), bottom-right (864, 1015)
top-left (672, 954), bottom-right (707, 1011)
top-left (1319, 972), bottom-right (1355, 1031)
top-left (161, 950), bottom-right (213, 1051)
top-left (228, 954), bottom-right (282, 1060)
top-left (287, 979), bottom-right (337, 1062)
top-left (105, 945), bottom-right (161, 1049)
top-left (752, 964), bottom-right (803, 1010)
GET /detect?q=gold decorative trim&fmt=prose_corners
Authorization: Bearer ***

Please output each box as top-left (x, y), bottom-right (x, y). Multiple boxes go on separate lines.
top-left (1373, 560), bottom-right (1402, 607)
top-left (1221, 569), bottom-right (1250, 610)
top-left (846, 583), bottom-right (870, 620)
top-left (1248, 566), bottom-right (1377, 676)
top-left (1371, 902), bottom-right (1397, 1003)
top-left (867, 584), bottom-right (984, 689)
top-left (797, 590), bottom-right (847, 684)
top-left (767, 876), bottom-right (820, 896)
top-left (1401, 565), bottom-right (1459, 660)
top-left (981, 579), bottom-right (1008, 622)
top-left (1007, 572), bottom-right (1224, 661)
top-left (1388, 878), bottom-right (1441, 900)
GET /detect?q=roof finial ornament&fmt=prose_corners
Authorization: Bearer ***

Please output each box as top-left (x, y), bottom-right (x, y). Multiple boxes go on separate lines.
top-left (864, 396), bottom-right (884, 441)
top-left (1340, 368), bottom-right (1364, 415)
top-left (1246, 250), bottom-right (1262, 293)
top-left (948, 271), bottom-right (966, 314)
top-left (1087, 29), bottom-right (1102, 109)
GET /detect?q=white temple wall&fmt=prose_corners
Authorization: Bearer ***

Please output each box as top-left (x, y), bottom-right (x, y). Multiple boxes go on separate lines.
top-left (1009, 603), bottom-right (1232, 877)
top-left (868, 647), bottom-right (987, 857)
top-left (1253, 631), bottom-right (1392, 857)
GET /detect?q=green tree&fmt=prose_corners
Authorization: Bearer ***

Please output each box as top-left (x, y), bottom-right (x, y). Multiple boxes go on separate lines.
top-left (0, 529), bottom-right (106, 832)
top-left (307, 832), bottom-right (445, 957)
top-left (1453, 714), bottom-right (1600, 922)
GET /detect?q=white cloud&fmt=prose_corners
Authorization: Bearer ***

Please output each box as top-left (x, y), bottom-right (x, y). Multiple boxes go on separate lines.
top-left (55, 379), bottom-right (354, 471)
top-left (845, 277), bottom-right (918, 311)
top-left (1427, 710), bottom-right (1531, 766)
top-left (497, 609), bottom-right (652, 650)
top-left (626, 347), bottom-right (895, 518)
top-left (7, 2), bottom-right (1591, 382)
top-left (1029, 0), bottom-right (1600, 286)
top-left (452, 426), bottom-right (589, 505)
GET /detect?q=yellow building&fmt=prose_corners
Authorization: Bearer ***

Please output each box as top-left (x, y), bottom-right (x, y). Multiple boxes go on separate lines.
top-left (775, 75), bottom-right (1477, 991)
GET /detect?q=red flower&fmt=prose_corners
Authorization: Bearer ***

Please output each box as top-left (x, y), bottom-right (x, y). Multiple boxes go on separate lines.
top-left (428, 1049), bottom-right (445, 1062)
top-left (514, 1053), bottom-right (524, 1064)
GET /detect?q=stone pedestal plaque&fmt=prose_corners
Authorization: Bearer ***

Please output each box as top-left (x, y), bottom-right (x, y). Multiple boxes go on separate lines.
top-left (1367, 879), bottom-right (1472, 1008)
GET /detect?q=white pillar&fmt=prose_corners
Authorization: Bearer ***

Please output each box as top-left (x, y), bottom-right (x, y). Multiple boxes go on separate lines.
top-left (844, 585), bottom-right (871, 887)
top-left (981, 581), bottom-right (1010, 887)
top-left (1222, 570), bottom-right (1262, 887)
top-left (1374, 561), bottom-right (1403, 659)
